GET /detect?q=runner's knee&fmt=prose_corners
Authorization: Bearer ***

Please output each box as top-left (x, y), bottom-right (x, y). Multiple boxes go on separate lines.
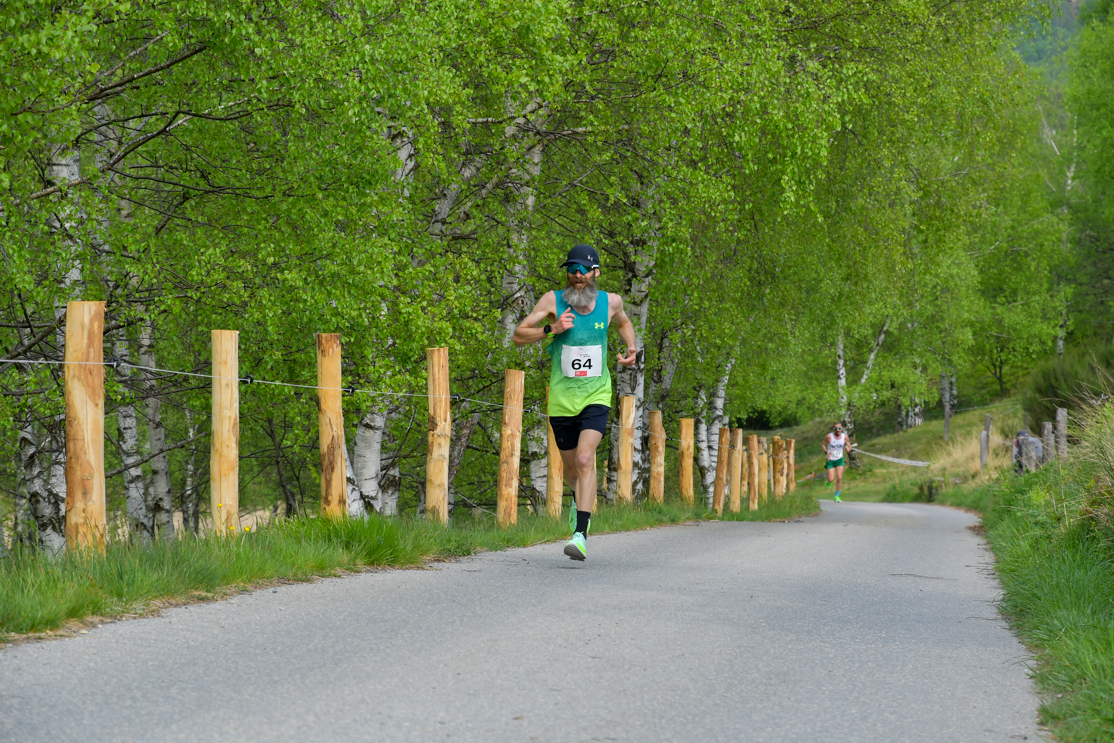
top-left (575, 451), bottom-right (594, 472)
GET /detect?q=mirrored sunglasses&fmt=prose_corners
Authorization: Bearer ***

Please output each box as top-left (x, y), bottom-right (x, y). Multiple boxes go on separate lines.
top-left (567, 264), bottom-right (593, 275)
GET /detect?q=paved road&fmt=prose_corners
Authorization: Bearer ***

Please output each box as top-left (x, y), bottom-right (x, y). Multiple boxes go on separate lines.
top-left (0, 501), bottom-right (1041, 742)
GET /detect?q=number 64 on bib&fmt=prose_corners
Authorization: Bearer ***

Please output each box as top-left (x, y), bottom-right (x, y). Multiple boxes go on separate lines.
top-left (561, 345), bottom-right (603, 378)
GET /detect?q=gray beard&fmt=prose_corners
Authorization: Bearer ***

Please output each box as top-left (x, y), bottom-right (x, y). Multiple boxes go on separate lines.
top-left (562, 281), bottom-right (598, 311)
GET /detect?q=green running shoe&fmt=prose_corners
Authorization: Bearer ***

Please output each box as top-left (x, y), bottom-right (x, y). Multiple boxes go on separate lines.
top-left (564, 532), bottom-right (587, 561)
top-left (825, 480), bottom-right (833, 490)
top-left (834, 494), bottom-right (841, 502)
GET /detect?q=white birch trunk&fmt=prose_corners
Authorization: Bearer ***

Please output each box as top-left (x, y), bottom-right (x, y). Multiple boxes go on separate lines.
top-left (114, 331), bottom-right (150, 541)
top-left (20, 421), bottom-right (65, 553)
top-left (694, 388), bottom-right (714, 505)
top-left (139, 322), bottom-right (174, 540)
top-left (35, 145), bottom-right (85, 550)
top-left (526, 419), bottom-right (548, 510)
top-left (500, 100), bottom-right (548, 502)
top-left (836, 332), bottom-right (849, 425)
top-left (41, 430), bottom-right (68, 554)
top-left (183, 409), bottom-right (200, 532)
top-left (380, 460), bottom-right (401, 517)
top-left (344, 446), bottom-right (365, 518)
top-left (354, 405), bottom-right (390, 515)
top-left (348, 110), bottom-right (421, 509)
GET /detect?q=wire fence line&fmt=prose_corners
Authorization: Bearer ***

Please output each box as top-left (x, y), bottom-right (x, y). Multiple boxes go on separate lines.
top-left (4, 356), bottom-right (777, 445)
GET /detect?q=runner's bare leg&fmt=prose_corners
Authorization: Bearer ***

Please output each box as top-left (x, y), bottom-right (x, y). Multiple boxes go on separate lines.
top-left (559, 429), bottom-right (603, 514)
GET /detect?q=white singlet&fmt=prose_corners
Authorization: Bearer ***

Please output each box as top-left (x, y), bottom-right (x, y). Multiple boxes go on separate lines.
top-left (827, 432), bottom-right (847, 461)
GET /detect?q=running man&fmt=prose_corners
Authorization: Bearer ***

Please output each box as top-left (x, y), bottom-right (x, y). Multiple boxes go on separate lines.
top-left (822, 422), bottom-right (849, 502)
top-left (513, 243), bottom-right (637, 561)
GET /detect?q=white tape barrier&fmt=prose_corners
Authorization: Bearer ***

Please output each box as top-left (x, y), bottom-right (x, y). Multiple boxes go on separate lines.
top-left (850, 445), bottom-right (931, 468)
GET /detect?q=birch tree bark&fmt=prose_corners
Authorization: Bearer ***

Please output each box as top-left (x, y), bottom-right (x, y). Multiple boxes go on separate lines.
top-left (345, 447), bottom-right (365, 518)
top-left (183, 409), bottom-right (201, 531)
top-left (940, 369), bottom-right (954, 442)
top-left (19, 420), bottom-right (65, 552)
top-left (695, 387), bottom-right (712, 503)
top-left (114, 330), bottom-right (150, 542)
top-left (836, 332), bottom-right (850, 431)
top-left (500, 100), bottom-right (549, 504)
top-left (139, 322), bottom-right (174, 540)
top-left (606, 226), bottom-right (656, 501)
top-left (694, 359), bottom-right (733, 507)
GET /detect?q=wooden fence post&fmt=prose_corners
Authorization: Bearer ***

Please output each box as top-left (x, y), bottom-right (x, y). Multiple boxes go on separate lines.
top-left (728, 429), bottom-right (744, 513)
top-left (758, 437), bottom-right (769, 504)
top-left (426, 347), bottom-right (451, 524)
top-left (497, 369), bottom-right (525, 527)
top-left (713, 427), bottom-right (729, 515)
top-left (211, 330), bottom-right (240, 536)
top-left (64, 301), bottom-right (106, 552)
top-left (617, 395), bottom-right (635, 504)
top-left (771, 436), bottom-right (783, 499)
top-left (1020, 436), bottom-right (1039, 473)
top-left (316, 334), bottom-right (347, 518)
top-left (679, 418), bottom-right (695, 505)
top-left (1041, 421), bottom-right (1055, 464)
top-left (979, 431), bottom-right (989, 472)
top-left (787, 438), bottom-right (796, 493)
top-left (1055, 407), bottom-right (1068, 460)
top-left (747, 434), bottom-right (759, 511)
top-left (545, 388), bottom-right (563, 520)
top-left (649, 411), bottom-right (665, 504)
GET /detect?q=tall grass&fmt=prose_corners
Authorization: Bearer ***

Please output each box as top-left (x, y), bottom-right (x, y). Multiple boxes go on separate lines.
top-left (0, 497), bottom-right (815, 638)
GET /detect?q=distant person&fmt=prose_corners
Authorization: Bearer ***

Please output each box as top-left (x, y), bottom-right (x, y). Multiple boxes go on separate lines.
top-left (513, 243), bottom-right (638, 561)
top-left (822, 423), bottom-right (849, 502)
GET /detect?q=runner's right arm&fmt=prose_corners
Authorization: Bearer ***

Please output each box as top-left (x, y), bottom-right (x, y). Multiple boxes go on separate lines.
top-left (821, 434), bottom-right (830, 455)
top-left (512, 292), bottom-right (574, 346)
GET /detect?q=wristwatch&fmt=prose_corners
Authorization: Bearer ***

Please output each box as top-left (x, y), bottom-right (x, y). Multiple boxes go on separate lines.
top-left (543, 324), bottom-right (552, 337)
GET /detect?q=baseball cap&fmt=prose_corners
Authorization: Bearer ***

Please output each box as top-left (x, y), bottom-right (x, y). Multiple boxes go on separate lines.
top-left (560, 243), bottom-right (601, 270)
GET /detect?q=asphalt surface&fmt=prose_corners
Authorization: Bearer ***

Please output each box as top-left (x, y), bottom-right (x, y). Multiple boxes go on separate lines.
top-left (0, 501), bottom-right (1041, 742)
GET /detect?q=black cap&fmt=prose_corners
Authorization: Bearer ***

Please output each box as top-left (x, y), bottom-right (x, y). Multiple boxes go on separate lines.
top-left (561, 243), bottom-right (601, 270)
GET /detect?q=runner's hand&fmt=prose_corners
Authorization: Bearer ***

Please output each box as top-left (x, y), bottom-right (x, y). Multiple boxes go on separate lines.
top-left (617, 347), bottom-right (637, 367)
top-left (552, 308), bottom-right (575, 334)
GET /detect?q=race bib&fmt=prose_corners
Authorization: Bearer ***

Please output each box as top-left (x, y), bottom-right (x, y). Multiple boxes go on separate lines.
top-left (561, 344), bottom-right (603, 378)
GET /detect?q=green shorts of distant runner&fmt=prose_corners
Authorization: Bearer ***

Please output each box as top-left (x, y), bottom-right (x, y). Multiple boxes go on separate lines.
top-left (825, 457), bottom-right (845, 470)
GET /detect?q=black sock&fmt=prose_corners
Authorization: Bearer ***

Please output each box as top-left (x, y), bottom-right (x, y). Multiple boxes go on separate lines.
top-left (575, 510), bottom-right (591, 536)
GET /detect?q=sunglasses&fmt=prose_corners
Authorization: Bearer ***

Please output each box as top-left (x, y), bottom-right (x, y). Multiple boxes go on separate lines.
top-left (567, 264), bottom-right (594, 275)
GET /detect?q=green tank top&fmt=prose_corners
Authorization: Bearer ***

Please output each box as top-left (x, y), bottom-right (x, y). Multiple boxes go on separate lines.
top-left (547, 291), bottom-right (612, 417)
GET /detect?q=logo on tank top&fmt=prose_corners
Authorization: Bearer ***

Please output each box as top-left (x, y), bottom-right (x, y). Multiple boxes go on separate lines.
top-left (595, 322), bottom-right (604, 329)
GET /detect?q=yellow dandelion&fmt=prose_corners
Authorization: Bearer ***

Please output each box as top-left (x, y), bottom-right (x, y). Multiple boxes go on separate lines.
top-left (218, 503), bottom-right (223, 508)
top-left (244, 526), bottom-right (250, 532)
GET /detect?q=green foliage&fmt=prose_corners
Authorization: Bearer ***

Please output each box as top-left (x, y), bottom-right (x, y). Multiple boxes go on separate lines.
top-left (0, 0), bottom-right (1070, 539)
top-left (1024, 342), bottom-right (1114, 425)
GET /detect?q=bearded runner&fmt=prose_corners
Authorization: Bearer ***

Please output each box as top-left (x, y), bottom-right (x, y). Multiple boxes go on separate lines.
top-left (513, 243), bottom-right (638, 562)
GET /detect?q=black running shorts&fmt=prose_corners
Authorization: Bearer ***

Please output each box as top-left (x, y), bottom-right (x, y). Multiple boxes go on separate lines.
top-left (548, 404), bottom-right (610, 451)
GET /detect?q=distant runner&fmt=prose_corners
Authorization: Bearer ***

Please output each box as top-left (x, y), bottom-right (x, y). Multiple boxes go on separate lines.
top-left (513, 244), bottom-right (637, 561)
top-left (822, 423), bottom-right (849, 502)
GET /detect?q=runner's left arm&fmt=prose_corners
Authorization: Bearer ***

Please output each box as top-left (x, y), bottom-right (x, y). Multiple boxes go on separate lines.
top-left (610, 295), bottom-right (638, 367)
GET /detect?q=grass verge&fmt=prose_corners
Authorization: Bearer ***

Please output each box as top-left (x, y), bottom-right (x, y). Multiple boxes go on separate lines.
top-left (0, 494), bottom-right (817, 640)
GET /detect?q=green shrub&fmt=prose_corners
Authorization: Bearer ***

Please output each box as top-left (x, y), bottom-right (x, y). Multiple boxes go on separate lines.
top-left (1023, 342), bottom-right (1114, 427)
